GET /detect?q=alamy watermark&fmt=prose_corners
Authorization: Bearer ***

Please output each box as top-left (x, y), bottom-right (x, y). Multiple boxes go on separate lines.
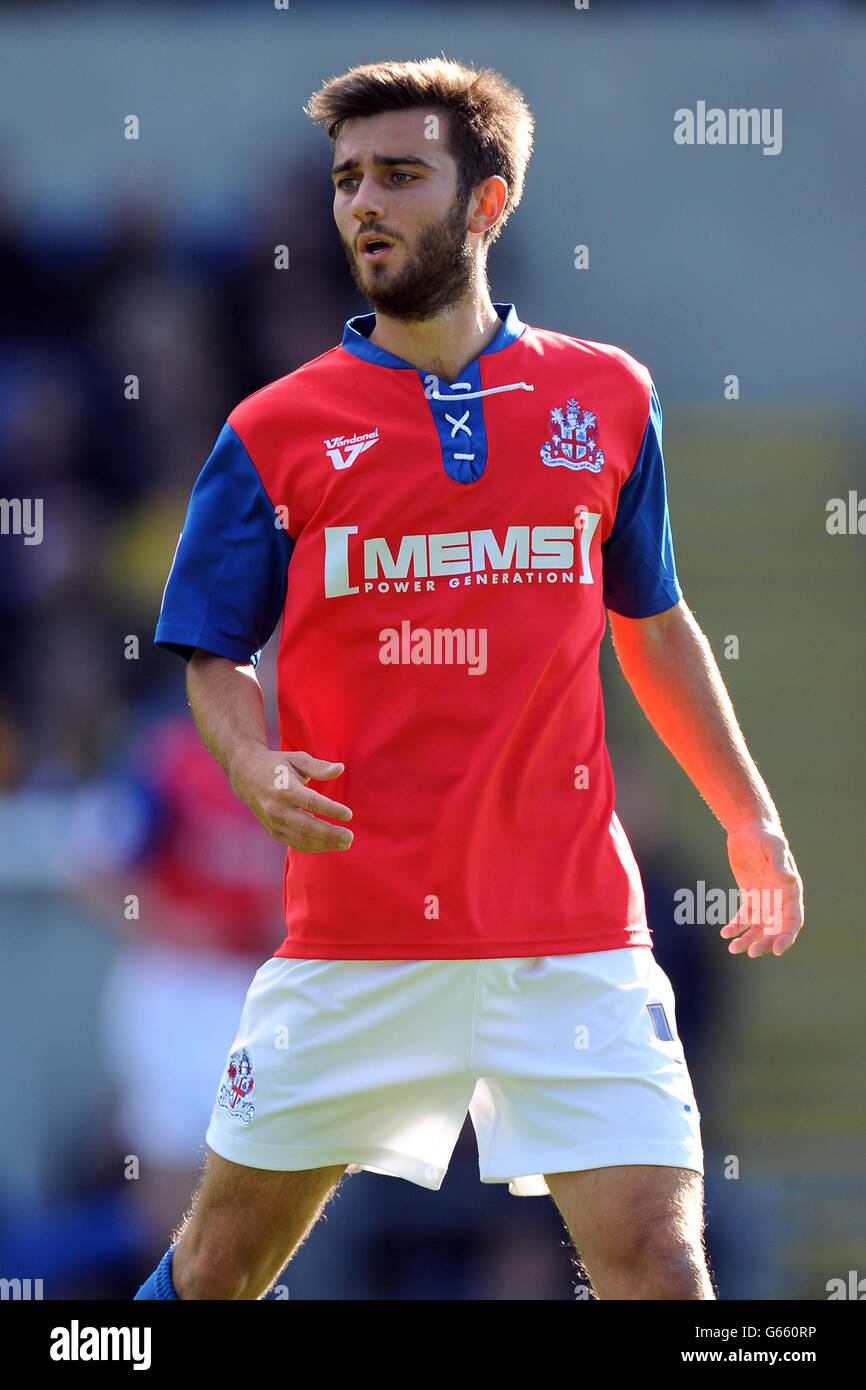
top-left (826, 1270), bottom-right (866, 1299)
top-left (674, 881), bottom-right (783, 929)
top-left (1, 1276), bottom-right (43, 1299)
top-left (378, 620), bottom-right (487, 675)
top-left (0, 498), bottom-right (43, 545)
top-left (50, 1322), bottom-right (151, 1369)
top-left (674, 102), bottom-right (782, 156)
top-left (826, 492), bottom-right (866, 534)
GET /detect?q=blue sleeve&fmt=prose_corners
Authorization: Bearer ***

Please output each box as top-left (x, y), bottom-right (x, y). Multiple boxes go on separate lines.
top-left (154, 422), bottom-right (293, 666)
top-left (602, 381), bottom-right (682, 618)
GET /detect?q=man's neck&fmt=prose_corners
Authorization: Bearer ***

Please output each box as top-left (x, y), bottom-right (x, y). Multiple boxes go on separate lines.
top-left (367, 294), bottom-right (502, 386)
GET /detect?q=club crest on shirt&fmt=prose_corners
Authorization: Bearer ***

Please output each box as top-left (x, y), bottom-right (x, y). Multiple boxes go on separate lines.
top-left (540, 400), bottom-right (605, 472)
top-left (217, 1047), bottom-right (255, 1124)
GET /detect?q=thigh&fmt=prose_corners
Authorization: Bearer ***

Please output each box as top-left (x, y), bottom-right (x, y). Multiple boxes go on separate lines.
top-left (174, 1147), bottom-right (348, 1289)
top-left (544, 1163), bottom-right (706, 1271)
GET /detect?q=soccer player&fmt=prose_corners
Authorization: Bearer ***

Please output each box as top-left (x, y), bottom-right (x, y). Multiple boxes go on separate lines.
top-left (135, 57), bottom-right (804, 1302)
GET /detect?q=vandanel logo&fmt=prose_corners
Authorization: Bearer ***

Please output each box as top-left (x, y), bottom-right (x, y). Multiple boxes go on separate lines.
top-left (324, 428), bottom-right (379, 470)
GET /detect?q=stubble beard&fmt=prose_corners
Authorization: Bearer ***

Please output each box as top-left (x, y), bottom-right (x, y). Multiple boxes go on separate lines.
top-left (342, 191), bottom-right (482, 322)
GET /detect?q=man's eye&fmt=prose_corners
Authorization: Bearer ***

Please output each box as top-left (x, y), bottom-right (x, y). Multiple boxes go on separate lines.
top-left (336, 172), bottom-right (415, 190)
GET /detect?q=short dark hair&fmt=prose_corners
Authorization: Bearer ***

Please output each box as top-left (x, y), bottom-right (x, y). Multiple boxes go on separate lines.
top-left (304, 56), bottom-right (534, 247)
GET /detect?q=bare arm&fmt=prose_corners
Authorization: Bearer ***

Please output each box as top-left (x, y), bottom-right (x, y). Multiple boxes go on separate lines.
top-left (186, 650), bottom-right (270, 785)
top-left (607, 599), bottom-right (804, 956)
top-left (186, 650), bottom-right (353, 853)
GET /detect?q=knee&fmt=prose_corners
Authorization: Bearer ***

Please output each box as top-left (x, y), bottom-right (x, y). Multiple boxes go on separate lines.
top-left (171, 1237), bottom-right (259, 1301)
top-left (638, 1234), bottom-right (711, 1299)
top-left (590, 1221), bottom-right (711, 1300)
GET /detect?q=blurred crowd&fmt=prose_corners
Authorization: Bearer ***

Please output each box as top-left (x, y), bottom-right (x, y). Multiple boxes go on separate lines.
top-left (0, 151), bottom-right (720, 1299)
top-left (0, 150), bottom-right (357, 789)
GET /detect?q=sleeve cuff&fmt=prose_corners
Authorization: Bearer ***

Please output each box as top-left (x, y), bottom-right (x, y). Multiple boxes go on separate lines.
top-left (154, 625), bottom-right (261, 665)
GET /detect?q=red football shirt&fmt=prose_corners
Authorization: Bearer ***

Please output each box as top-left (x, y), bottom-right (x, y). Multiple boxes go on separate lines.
top-left (156, 304), bottom-right (682, 958)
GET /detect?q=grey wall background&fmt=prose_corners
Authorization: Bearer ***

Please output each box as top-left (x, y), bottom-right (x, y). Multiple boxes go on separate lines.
top-left (1, 6), bottom-right (864, 403)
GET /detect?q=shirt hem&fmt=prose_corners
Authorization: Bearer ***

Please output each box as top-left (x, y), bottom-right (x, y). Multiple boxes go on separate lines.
top-left (271, 931), bottom-right (653, 960)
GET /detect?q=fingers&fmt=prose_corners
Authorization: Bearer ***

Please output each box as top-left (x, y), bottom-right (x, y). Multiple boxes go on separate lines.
top-left (278, 755), bottom-right (352, 817)
top-left (720, 886), bottom-right (803, 957)
top-left (726, 926), bottom-right (798, 958)
top-left (269, 808), bottom-right (354, 853)
top-left (288, 752), bottom-right (346, 783)
top-left (260, 751), bottom-right (354, 852)
top-left (724, 925), bottom-right (778, 957)
top-left (287, 780), bottom-right (353, 821)
top-left (276, 753), bottom-right (352, 822)
top-left (720, 890), bottom-right (781, 938)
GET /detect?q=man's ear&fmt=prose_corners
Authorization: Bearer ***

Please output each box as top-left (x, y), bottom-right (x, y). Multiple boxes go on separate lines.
top-left (467, 175), bottom-right (508, 237)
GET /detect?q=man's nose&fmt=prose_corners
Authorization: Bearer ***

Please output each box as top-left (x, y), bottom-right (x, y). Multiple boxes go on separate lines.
top-left (351, 175), bottom-right (385, 221)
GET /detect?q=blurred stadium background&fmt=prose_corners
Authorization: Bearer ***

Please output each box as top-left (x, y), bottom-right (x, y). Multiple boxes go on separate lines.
top-left (0, 0), bottom-right (864, 1300)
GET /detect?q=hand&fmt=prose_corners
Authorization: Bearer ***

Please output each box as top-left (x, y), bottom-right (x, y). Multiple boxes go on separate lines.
top-left (230, 747), bottom-right (354, 853)
top-left (719, 819), bottom-right (803, 957)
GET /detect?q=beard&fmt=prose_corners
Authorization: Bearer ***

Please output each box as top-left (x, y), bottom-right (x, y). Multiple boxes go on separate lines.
top-left (341, 190), bottom-right (479, 322)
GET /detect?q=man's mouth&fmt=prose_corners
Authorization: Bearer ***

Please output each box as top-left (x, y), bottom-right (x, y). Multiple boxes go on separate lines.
top-left (359, 235), bottom-right (395, 262)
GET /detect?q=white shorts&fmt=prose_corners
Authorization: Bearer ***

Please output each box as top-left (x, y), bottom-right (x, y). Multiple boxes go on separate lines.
top-left (205, 946), bottom-right (703, 1197)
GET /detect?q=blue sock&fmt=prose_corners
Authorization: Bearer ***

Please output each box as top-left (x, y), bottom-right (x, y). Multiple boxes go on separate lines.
top-left (133, 1243), bottom-right (179, 1300)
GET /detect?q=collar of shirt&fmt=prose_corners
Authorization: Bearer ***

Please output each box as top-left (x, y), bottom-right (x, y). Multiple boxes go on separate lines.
top-left (340, 302), bottom-right (525, 370)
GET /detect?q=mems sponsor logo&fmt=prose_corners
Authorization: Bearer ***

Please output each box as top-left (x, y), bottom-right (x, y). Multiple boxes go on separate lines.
top-left (323, 516), bottom-right (601, 597)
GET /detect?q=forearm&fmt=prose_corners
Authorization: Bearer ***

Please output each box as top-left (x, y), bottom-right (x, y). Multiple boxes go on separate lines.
top-left (608, 601), bottom-right (779, 834)
top-left (186, 650), bottom-right (270, 795)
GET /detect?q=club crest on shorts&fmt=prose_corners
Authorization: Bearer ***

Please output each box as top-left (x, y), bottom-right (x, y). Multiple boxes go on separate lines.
top-left (540, 399), bottom-right (605, 472)
top-left (218, 1047), bottom-right (255, 1124)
